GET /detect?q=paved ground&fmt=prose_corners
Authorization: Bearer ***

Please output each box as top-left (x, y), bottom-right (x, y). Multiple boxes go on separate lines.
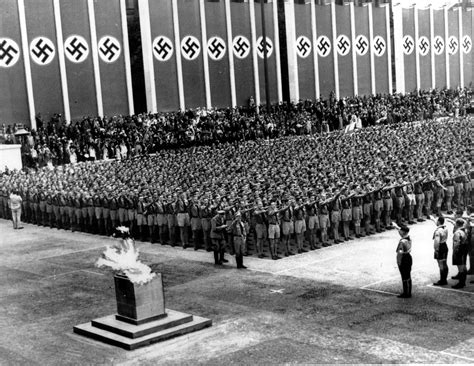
top-left (0, 218), bottom-right (473, 365)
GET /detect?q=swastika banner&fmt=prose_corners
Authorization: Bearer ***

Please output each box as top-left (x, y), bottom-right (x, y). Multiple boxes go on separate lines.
top-left (372, 4), bottom-right (390, 95)
top-left (230, 1), bottom-right (255, 107)
top-left (25, 0), bottom-right (63, 122)
top-left (0, 0), bottom-right (133, 127)
top-left (462, 6), bottom-right (473, 87)
top-left (448, 8), bottom-right (460, 88)
top-left (335, 4), bottom-right (353, 97)
top-left (293, 2), bottom-right (314, 100)
top-left (354, 5), bottom-right (370, 97)
top-left (417, 9), bottom-right (431, 91)
top-left (402, 7), bottom-right (416, 93)
top-left (0, 0), bottom-right (29, 124)
top-left (315, 4), bottom-right (335, 98)
top-left (433, 9), bottom-right (447, 89)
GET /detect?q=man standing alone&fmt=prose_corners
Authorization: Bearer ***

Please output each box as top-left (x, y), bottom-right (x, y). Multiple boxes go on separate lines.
top-left (9, 189), bottom-right (23, 230)
top-left (393, 223), bottom-right (412, 298)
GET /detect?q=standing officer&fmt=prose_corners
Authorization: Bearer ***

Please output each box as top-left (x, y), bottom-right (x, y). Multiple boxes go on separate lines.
top-left (231, 211), bottom-right (247, 269)
top-left (294, 197), bottom-right (307, 253)
top-left (451, 218), bottom-right (468, 289)
top-left (393, 223), bottom-right (412, 298)
top-left (253, 200), bottom-right (268, 258)
top-left (200, 197), bottom-right (213, 251)
top-left (210, 209), bottom-right (228, 265)
top-left (429, 216), bottom-right (449, 286)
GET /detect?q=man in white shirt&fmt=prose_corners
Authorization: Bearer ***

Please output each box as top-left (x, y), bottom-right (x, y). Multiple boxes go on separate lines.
top-left (8, 189), bottom-right (23, 229)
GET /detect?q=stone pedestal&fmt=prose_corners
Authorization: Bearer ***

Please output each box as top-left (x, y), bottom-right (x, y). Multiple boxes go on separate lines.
top-left (73, 274), bottom-right (212, 350)
top-left (114, 273), bottom-right (166, 325)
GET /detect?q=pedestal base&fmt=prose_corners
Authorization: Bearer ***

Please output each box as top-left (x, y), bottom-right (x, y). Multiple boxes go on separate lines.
top-left (73, 309), bottom-right (212, 350)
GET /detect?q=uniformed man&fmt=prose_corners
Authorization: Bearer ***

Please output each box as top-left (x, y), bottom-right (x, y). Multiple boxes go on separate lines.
top-left (280, 198), bottom-right (295, 256)
top-left (200, 198), bottom-right (213, 251)
top-left (267, 201), bottom-right (282, 260)
top-left (429, 215), bottom-right (449, 286)
top-left (451, 218), bottom-right (468, 289)
top-left (306, 198), bottom-right (320, 249)
top-left (393, 223), bottom-right (412, 298)
top-left (189, 197), bottom-right (202, 250)
top-left (210, 209), bottom-right (228, 265)
top-left (176, 193), bottom-right (190, 249)
top-left (253, 200), bottom-right (267, 258)
top-left (231, 211), bottom-right (247, 269)
top-left (294, 197), bottom-right (307, 253)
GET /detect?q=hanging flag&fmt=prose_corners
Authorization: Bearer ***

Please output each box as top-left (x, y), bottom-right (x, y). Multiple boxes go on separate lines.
top-left (417, 7), bottom-right (432, 91)
top-left (354, 3), bottom-right (371, 96)
top-left (462, 6), bottom-right (472, 86)
top-left (315, 1), bottom-right (335, 98)
top-left (433, 8), bottom-right (446, 88)
top-left (205, 0), bottom-right (232, 108)
top-left (0, 0), bottom-right (29, 124)
top-left (401, 6), bottom-right (416, 93)
top-left (448, 6), bottom-right (461, 88)
top-left (335, 1), bottom-right (354, 97)
top-left (371, 1), bottom-right (390, 94)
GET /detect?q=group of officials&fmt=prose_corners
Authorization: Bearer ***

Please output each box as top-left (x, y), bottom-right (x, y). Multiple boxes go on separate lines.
top-left (1, 117), bottom-right (473, 274)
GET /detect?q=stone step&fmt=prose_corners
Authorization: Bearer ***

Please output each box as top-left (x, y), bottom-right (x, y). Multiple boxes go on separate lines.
top-left (91, 309), bottom-right (194, 339)
top-left (73, 312), bottom-right (212, 350)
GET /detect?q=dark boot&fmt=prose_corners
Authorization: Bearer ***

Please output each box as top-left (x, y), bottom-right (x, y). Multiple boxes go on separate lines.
top-left (236, 255), bottom-right (241, 268)
top-left (398, 280), bottom-right (410, 298)
top-left (407, 279), bottom-right (412, 297)
top-left (214, 250), bottom-right (221, 265)
top-left (433, 269), bottom-right (448, 285)
top-left (452, 272), bottom-right (466, 289)
top-left (239, 255), bottom-right (247, 269)
top-left (220, 250), bottom-right (228, 263)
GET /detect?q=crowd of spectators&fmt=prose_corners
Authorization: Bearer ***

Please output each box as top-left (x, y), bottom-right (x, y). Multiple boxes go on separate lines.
top-left (1, 87), bottom-right (471, 169)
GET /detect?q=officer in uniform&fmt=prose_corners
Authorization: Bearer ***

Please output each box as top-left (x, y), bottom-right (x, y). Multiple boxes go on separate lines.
top-left (189, 197), bottom-right (202, 250)
top-left (306, 198), bottom-right (320, 249)
top-left (267, 202), bottom-right (282, 260)
top-left (200, 198), bottom-right (213, 251)
top-left (444, 171), bottom-right (455, 214)
top-left (450, 218), bottom-right (468, 288)
top-left (176, 194), bottom-right (190, 249)
top-left (253, 201), bottom-right (267, 258)
top-left (231, 211), bottom-right (247, 269)
top-left (362, 189), bottom-right (374, 236)
top-left (341, 192), bottom-right (353, 241)
top-left (45, 190), bottom-right (54, 228)
top-left (210, 209), bottom-right (228, 265)
top-left (294, 197), bottom-right (307, 253)
top-left (393, 223), bottom-right (412, 298)
top-left (280, 198), bottom-right (294, 256)
top-left (429, 216), bottom-right (449, 285)
top-left (405, 182), bottom-right (416, 225)
top-left (382, 184), bottom-right (393, 230)
top-left (118, 192), bottom-right (127, 227)
top-left (319, 199), bottom-right (331, 246)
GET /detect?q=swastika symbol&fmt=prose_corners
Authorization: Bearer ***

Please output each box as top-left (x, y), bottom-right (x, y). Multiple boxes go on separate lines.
top-left (256, 36), bottom-right (273, 58)
top-left (296, 36), bottom-right (311, 58)
top-left (181, 35), bottom-right (200, 60)
top-left (316, 35), bottom-right (331, 57)
top-left (373, 36), bottom-right (386, 57)
top-left (153, 36), bottom-right (173, 62)
top-left (417, 36), bottom-right (429, 56)
top-left (433, 36), bottom-right (444, 55)
top-left (233, 35), bottom-right (250, 59)
top-left (30, 37), bottom-right (55, 65)
top-left (98, 36), bottom-right (121, 63)
top-left (461, 35), bottom-right (471, 54)
top-left (64, 35), bottom-right (89, 63)
top-left (448, 36), bottom-right (458, 55)
top-left (402, 35), bottom-right (414, 55)
top-left (355, 35), bottom-right (368, 56)
top-left (0, 38), bottom-right (20, 68)
top-left (207, 36), bottom-right (226, 61)
top-left (336, 35), bottom-right (350, 56)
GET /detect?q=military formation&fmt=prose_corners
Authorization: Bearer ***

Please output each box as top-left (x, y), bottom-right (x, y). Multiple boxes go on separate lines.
top-left (1, 116), bottom-right (473, 272)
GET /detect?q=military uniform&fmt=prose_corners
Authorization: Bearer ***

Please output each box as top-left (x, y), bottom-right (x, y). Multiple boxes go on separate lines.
top-left (396, 233), bottom-right (412, 298)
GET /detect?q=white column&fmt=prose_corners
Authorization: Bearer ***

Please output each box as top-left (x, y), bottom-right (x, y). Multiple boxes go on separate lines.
top-left (87, 0), bottom-right (103, 117)
top-left (413, 4), bottom-right (420, 91)
top-left (331, 0), bottom-right (339, 99)
top-left (458, 5), bottom-right (463, 88)
top-left (172, 0), bottom-right (185, 111)
top-left (392, 3), bottom-right (405, 94)
top-left (444, 6), bottom-right (450, 89)
top-left (272, 0), bottom-right (282, 102)
top-left (285, 0), bottom-right (299, 101)
top-left (138, 0), bottom-right (157, 112)
top-left (249, 0), bottom-right (260, 106)
top-left (120, 0), bottom-right (134, 115)
top-left (368, 3), bottom-right (376, 94)
top-left (311, 0), bottom-right (320, 99)
top-left (385, 3), bottom-right (392, 94)
top-left (224, 0), bottom-right (237, 108)
top-left (350, 1), bottom-right (358, 96)
top-left (199, 0), bottom-right (211, 109)
top-left (429, 5), bottom-right (435, 89)
top-left (53, 0), bottom-right (70, 122)
top-left (17, 0), bottom-right (36, 128)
